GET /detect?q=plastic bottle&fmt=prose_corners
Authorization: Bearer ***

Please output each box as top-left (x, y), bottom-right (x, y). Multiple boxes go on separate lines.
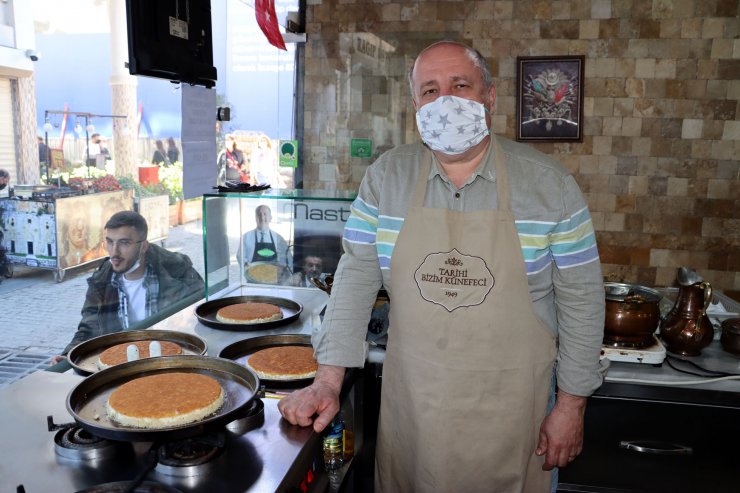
top-left (323, 419), bottom-right (344, 471)
top-left (341, 401), bottom-right (354, 462)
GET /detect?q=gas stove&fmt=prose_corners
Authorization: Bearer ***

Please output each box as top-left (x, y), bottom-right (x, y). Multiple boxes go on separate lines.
top-left (2, 371), bottom-right (322, 493)
top-left (600, 334), bottom-right (667, 365)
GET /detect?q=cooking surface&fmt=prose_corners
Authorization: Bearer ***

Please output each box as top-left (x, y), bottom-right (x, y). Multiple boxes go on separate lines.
top-left (0, 370), bottom-right (316, 493)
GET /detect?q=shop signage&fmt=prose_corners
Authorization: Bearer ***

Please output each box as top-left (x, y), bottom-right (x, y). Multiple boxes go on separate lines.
top-left (50, 149), bottom-right (65, 169)
top-left (279, 140), bottom-right (298, 168)
top-left (350, 138), bottom-right (372, 158)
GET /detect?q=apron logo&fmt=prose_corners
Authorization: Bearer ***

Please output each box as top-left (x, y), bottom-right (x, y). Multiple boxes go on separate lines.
top-left (414, 249), bottom-right (494, 312)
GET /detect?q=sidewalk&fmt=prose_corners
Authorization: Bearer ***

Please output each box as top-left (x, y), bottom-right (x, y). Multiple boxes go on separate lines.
top-left (0, 220), bottom-right (205, 386)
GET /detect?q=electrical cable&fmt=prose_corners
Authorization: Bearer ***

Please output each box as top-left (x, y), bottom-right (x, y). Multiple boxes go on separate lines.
top-left (665, 354), bottom-right (738, 377)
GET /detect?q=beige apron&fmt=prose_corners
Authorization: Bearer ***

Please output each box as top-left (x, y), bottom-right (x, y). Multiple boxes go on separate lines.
top-left (375, 142), bottom-right (557, 493)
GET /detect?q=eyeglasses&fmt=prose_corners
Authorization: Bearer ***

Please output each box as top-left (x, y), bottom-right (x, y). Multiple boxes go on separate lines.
top-left (105, 238), bottom-right (144, 250)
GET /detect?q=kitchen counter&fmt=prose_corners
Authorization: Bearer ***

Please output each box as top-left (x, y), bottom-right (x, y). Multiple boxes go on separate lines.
top-left (561, 331), bottom-right (740, 492)
top-left (149, 283), bottom-right (330, 356)
top-left (0, 284), bottom-right (345, 493)
top-left (0, 370), bottom-right (322, 493)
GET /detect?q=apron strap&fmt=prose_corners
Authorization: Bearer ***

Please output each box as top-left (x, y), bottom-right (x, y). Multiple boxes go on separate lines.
top-left (410, 148), bottom-right (432, 208)
top-left (492, 136), bottom-right (512, 214)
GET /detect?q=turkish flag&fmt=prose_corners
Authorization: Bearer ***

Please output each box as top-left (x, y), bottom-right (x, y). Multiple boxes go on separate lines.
top-left (255, 0), bottom-right (287, 51)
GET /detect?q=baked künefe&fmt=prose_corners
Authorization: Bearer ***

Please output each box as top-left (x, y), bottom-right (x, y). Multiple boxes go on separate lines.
top-left (216, 302), bottom-right (283, 324)
top-left (246, 345), bottom-right (317, 380)
top-left (248, 263), bottom-right (279, 283)
top-left (97, 340), bottom-right (183, 370)
top-left (107, 372), bottom-right (224, 428)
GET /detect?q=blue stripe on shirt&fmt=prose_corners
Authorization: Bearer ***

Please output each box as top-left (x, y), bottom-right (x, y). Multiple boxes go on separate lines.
top-left (343, 204), bottom-right (599, 274)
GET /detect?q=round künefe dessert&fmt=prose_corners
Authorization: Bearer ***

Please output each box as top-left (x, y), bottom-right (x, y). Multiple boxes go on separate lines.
top-left (248, 263), bottom-right (280, 283)
top-left (216, 302), bottom-right (283, 324)
top-left (97, 340), bottom-right (183, 370)
top-left (246, 345), bottom-right (318, 380)
top-left (107, 372), bottom-right (224, 428)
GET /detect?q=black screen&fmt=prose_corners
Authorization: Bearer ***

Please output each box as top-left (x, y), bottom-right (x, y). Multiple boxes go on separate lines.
top-left (125, 0), bottom-right (217, 88)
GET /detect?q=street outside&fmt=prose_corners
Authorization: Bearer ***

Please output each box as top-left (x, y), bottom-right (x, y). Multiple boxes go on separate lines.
top-left (0, 220), bottom-right (205, 387)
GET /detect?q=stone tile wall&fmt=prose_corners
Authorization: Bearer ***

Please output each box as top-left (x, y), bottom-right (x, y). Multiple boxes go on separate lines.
top-left (302, 0), bottom-right (739, 291)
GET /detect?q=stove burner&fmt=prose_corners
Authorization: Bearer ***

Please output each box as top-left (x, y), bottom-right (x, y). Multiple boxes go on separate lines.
top-left (58, 426), bottom-right (106, 448)
top-left (75, 481), bottom-right (182, 493)
top-left (154, 432), bottom-right (225, 478)
top-left (49, 415), bottom-right (133, 462)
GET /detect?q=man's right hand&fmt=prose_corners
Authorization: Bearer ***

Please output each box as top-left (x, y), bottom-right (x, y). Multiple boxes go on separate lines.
top-left (278, 364), bottom-right (345, 433)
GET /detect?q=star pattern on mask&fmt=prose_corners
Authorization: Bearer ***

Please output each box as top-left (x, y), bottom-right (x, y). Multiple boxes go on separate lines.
top-left (437, 113), bottom-right (450, 128)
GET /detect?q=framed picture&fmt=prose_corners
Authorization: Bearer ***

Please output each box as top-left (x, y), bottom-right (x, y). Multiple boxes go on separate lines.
top-left (516, 55), bottom-right (585, 142)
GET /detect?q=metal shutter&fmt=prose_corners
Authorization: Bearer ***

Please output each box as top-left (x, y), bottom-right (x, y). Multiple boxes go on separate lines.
top-left (0, 78), bottom-right (17, 183)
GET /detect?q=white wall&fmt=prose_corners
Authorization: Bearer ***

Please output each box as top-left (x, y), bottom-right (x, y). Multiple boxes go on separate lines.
top-left (0, 0), bottom-right (37, 76)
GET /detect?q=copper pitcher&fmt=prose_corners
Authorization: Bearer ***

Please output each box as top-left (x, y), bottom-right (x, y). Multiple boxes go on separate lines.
top-left (659, 271), bottom-right (713, 356)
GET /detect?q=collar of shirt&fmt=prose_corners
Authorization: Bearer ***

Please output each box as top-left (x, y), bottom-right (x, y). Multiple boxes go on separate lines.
top-left (112, 263), bottom-right (159, 329)
top-left (427, 137), bottom-right (497, 189)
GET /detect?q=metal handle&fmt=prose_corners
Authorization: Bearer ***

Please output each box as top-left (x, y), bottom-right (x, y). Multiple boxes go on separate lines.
top-left (619, 440), bottom-right (693, 455)
top-left (700, 281), bottom-right (712, 315)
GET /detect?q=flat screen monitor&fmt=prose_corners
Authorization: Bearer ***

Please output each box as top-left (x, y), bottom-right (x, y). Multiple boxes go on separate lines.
top-left (125, 0), bottom-right (217, 88)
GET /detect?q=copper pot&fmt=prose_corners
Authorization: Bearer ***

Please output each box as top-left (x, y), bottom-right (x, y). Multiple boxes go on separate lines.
top-left (720, 318), bottom-right (740, 356)
top-left (604, 283), bottom-right (662, 347)
top-left (659, 281), bottom-right (713, 357)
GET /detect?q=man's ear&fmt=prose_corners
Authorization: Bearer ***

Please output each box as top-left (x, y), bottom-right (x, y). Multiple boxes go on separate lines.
top-left (487, 84), bottom-right (497, 113)
top-left (140, 240), bottom-right (150, 256)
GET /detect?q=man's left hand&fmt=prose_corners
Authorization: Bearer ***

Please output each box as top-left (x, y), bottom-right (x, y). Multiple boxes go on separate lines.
top-left (535, 390), bottom-right (586, 470)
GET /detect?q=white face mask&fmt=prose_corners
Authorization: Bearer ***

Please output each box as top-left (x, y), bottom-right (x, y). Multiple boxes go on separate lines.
top-left (415, 95), bottom-right (490, 155)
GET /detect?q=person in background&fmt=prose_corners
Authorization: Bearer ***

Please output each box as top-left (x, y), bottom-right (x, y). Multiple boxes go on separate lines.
top-left (218, 135), bottom-right (247, 183)
top-left (278, 41), bottom-right (606, 493)
top-left (99, 136), bottom-right (111, 161)
top-left (38, 137), bottom-right (50, 168)
top-left (0, 169), bottom-right (12, 198)
top-left (286, 254), bottom-right (323, 288)
top-left (152, 140), bottom-right (169, 166)
top-left (251, 135), bottom-right (277, 185)
top-left (166, 137), bottom-right (180, 164)
top-left (51, 211), bottom-right (204, 363)
top-left (84, 133), bottom-right (103, 167)
top-left (241, 204), bottom-right (292, 272)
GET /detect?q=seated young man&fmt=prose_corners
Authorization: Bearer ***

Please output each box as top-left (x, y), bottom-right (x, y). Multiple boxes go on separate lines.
top-left (53, 211), bottom-right (204, 361)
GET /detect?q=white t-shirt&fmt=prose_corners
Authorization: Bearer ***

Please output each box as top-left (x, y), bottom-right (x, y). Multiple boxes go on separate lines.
top-left (121, 276), bottom-right (147, 324)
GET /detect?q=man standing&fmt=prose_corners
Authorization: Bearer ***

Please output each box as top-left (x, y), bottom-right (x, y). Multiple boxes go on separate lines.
top-left (38, 137), bottom-right (50, 169)
top-left (278, 41), bottom-right (606, 492)
top-left (241, 204), bottom-right (293, 273)
top-left (55, 211), bottom-right (204, 359)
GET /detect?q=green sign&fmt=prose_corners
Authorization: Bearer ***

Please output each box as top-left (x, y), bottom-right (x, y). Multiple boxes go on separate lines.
top-left (278, 140), bottom-right (298, 168)
top-left (350, 138), bottom-right (373, 158)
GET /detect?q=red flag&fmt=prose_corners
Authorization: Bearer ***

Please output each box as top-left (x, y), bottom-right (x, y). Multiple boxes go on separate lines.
top-left (255, 0), bottom-right (286, 51)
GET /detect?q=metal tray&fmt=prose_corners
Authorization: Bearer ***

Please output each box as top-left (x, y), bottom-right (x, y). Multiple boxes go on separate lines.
top-left (66, 355), bottom-right (259, 442)
top-left (218, 334), bottom-right (315, 389)
top-left (195, 295), bottom-right (303, 331)
top-left (67, 329), bottom-right (208, 376)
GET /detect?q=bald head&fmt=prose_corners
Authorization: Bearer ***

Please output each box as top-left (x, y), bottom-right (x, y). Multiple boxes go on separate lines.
top-left (409, 41), bottom-right (493, 101)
